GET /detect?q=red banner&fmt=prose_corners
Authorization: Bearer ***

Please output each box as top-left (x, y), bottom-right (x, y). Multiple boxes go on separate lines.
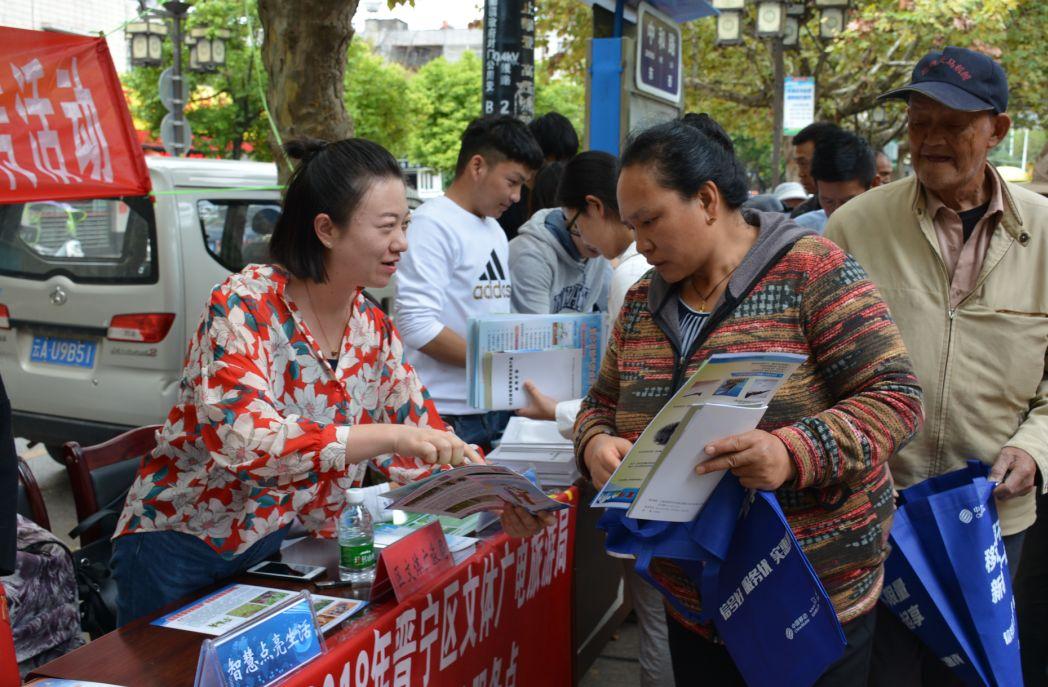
top-left (0, 584), bottom-right (17, 684)
top-left (0, 26), bottom-right (151, 203)
top-left (292, 496), bottom-right (577, 687)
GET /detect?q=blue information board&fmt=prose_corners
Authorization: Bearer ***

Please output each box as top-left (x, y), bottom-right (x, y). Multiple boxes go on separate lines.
top-left (194, 592), bottom-right (325, 687)
top-left (635, 2), bottom-right (682, 104)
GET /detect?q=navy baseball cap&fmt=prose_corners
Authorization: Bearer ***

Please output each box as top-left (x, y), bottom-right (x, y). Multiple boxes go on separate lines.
top-left (879, 46), bottom-right (1008, 114)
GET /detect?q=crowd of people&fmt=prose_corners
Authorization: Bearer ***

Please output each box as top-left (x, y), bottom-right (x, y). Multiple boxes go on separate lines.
top-left (4, 44), bottom-right (1048, 686)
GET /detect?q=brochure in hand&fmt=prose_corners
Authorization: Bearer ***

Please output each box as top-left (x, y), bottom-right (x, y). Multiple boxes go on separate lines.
top-left (592, 352), bottom-right (806, 522)
top-left (466, 312), bottom-right (605, 410)
top-left (384, 464), bottom-right (568, 518)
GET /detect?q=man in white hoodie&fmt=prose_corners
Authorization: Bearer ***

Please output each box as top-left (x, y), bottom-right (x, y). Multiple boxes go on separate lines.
top-left (394, 115), bottom-right (544, 450)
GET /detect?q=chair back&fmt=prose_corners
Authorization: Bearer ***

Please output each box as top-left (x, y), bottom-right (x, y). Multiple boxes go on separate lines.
top-left (63, 425), bottom-right (160, 544)
top-left (16, 455), bottom-right (51, 530)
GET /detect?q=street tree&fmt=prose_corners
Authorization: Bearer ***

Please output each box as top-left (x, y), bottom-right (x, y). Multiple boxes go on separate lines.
top-left (344, 40), bottom-right (415, 159)
top-left (407, 52), bottom-right (482, 178)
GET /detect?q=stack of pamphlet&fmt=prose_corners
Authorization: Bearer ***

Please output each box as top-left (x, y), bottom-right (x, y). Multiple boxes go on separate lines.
top-left (466, 312), bottom-right (605, 410)
top-left (488, 417), bottom-right (580, 488)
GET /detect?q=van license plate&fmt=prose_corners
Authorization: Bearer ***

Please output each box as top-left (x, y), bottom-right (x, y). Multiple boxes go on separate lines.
top-left (30, 336), bottom-right (97, 368)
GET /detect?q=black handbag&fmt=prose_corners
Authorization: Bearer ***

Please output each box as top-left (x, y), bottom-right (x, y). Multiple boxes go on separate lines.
top-left (67, 487), bottom-right (129, 638)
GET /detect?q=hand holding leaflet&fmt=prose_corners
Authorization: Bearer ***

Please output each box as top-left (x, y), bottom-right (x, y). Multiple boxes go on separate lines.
top-left (592, 352), bottom-right (806, 522)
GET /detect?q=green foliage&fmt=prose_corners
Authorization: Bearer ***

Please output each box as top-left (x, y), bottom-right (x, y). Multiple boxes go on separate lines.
top-left (406, 51), bottom-right (483, 178)
top-left (344, 40), bottom-right (414, 157)
top-left (535, 67), bottom-right (586, 143)
top-left (123, 0), bottom-right (270, 159)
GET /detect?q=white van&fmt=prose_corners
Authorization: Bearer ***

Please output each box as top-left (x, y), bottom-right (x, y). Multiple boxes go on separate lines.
top-left (0, 156), bottom-right (283, 458)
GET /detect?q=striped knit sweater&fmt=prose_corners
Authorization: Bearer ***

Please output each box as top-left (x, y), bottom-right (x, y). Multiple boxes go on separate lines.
top-left (575, 232), bottom-right (924, 632)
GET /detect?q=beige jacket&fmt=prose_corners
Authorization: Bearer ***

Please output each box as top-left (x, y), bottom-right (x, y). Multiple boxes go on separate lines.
top-left (826, 168), bottom-right (1048, 535)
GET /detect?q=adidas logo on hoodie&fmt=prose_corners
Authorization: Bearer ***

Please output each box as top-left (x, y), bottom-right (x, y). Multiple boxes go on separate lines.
top-left (473, 249), bottom-right (512, 300)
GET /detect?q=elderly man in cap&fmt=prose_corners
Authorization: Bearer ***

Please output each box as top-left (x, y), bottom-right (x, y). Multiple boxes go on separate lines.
top-left (826, 46), bottom-right (1048, 685)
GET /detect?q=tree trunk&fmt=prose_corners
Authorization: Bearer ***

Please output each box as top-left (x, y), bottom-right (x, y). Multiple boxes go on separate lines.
top-left (258, 0), bottom-right (358, 180)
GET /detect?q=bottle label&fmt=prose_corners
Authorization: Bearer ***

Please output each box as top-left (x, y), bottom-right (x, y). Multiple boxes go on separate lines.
top-left (340, 542), bottom-right (376, 570)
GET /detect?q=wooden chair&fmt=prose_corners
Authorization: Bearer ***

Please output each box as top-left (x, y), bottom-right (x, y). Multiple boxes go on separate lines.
top-left (16, 455), bottom-right (51, 530)
top-left (62, 425), bottom-right (161, 545)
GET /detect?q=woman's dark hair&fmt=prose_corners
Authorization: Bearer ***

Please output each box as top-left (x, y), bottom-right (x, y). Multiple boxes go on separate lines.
top-left (619, 117), bottom-right (750, 209)
top-left (269, 137), bottom-right (403, 283)
top-left (529, 161), bottom-right (565, 215)
top-left (557, 151), bottom-right (619, 217)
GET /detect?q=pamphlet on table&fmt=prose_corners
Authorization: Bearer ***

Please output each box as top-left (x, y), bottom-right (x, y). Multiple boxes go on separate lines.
top-left (592, 352), bottom-right (806, 522)
top-left (466, 312), bottom-right (605, 410)
top-left (151, 583), bottom-right (366, 636)
top-left (487, 416), bottom-right (580, 487)
top-left (384, 464), bottom-right (568, 518)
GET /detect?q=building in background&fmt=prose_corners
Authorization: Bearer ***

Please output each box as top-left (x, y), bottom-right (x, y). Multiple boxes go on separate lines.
top-left (0, 0), bottom-right (137, 73)
top-left (361, 18), bottom-right (482, 70)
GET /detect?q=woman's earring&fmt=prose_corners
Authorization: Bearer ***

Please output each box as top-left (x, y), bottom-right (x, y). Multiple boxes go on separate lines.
top-left (706, 216), bottom-right (716, 225)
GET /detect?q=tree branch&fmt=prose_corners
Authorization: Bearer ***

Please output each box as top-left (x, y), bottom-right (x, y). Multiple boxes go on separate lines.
top-left (684, 77), bottom-right (769, 108)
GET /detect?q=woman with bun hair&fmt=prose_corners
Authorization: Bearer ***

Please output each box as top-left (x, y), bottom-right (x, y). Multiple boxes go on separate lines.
top-left (111, 138), bottom-right (484, 625)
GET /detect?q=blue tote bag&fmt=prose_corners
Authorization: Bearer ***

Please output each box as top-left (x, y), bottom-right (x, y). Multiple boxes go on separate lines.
top-left (882, 461), bottom-right (1022, 686)
top-left (600, 475), bottom-right (846, 687)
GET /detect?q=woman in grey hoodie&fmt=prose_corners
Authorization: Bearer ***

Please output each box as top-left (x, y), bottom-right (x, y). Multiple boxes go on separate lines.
top-left (508, 160), bottom-right (613, 315)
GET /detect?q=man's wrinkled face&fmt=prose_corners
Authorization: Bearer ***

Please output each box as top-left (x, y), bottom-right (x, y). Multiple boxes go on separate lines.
top-left (907, 94), bottom-right (1009, 198)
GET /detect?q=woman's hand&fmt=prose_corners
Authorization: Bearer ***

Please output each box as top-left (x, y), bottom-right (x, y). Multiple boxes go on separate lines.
top-left (583, 433), bottom-right (633, 489)
top-left (498, 503), bottom-right (556, 538)
top-left (516, 380), bottom-right (558, 421)
top-left (345, 424), bottom-right (480, 466)
top-left (696, 429), bottom-right (796, 490)
top-left (392, 426), bottom-right (482, 466)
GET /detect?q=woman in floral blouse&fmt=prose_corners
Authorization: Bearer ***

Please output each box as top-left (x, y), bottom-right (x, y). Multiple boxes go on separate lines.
top-left (111, 138), bottom-right (482, 625)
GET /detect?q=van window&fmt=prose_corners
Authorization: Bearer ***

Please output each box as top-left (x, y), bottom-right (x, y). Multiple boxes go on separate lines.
top-left (0, 197), bottom-right (157, 283)
top-left (198, 200), bottom-right (282, 272)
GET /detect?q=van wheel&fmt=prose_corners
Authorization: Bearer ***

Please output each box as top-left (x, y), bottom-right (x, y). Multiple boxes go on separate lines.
top-left (44, 443), bottom-right (68, 465)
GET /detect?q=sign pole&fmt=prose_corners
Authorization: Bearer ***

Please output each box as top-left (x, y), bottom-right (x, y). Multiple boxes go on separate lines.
top-left (482, 0), bottom-right (536, 121)
top-left (771, 37), bottom-right (785, 188)
top-left (163, 1), bottom-right (191, 156)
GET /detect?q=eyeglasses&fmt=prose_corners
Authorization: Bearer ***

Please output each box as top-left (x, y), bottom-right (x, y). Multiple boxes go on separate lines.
top-left (566, 210), bottom-right (583, 238)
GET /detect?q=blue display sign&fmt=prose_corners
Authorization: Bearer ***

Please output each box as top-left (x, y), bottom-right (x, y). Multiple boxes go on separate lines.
top-left (194, 593), bottom-right (324, 687)
top-left (635, 2), bottom-right (682, 104)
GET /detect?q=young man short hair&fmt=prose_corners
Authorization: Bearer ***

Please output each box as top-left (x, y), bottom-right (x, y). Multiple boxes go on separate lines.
top-left (395, 115), bottom-right (544, 450)
top-left (795, 129), bottom-right (880, 232)
top-left (789, 121), bottom-right (843, 217)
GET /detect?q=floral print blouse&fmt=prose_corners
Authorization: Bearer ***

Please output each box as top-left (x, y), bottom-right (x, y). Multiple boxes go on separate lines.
top-left (115, 264), bottom-right (450, 558)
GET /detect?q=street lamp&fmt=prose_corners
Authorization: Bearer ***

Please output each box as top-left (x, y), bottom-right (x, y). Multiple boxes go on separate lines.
top-left (125, 1), bottom-right (194, 156)
top-left (814, 0), bottom-right (849, 39)
top-left (187, 28), bottom-right (231, 72)
top-left (756, 1), bottom-right (786, 37)
top-left (712, 0), bottom-right (745, 45)
top-left (126, 19), bottom-right (167, 68)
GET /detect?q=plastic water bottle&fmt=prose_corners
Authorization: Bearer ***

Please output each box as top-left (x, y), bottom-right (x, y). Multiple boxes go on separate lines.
top-left (339, 489), bottom-right (376, 583)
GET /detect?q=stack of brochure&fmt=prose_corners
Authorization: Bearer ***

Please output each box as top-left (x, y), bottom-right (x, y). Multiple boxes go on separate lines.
top-left (466, 312), bottom-right (605, 410)
top-left (488, 417), bottom-right (580, 488)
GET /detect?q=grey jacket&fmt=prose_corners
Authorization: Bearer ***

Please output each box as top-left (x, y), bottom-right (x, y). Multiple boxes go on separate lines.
top-left (509, 208), bottom-right (611, 314)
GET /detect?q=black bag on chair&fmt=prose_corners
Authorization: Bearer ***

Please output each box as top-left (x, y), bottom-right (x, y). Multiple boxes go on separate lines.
top-left (68, 488), bottom-right (128, 638)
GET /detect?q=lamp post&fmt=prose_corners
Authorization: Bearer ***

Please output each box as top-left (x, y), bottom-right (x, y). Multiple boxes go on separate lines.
top-left (711, 0), bottom-right (849, 187)
top-left (126, 2), bottom-right (230, 156)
